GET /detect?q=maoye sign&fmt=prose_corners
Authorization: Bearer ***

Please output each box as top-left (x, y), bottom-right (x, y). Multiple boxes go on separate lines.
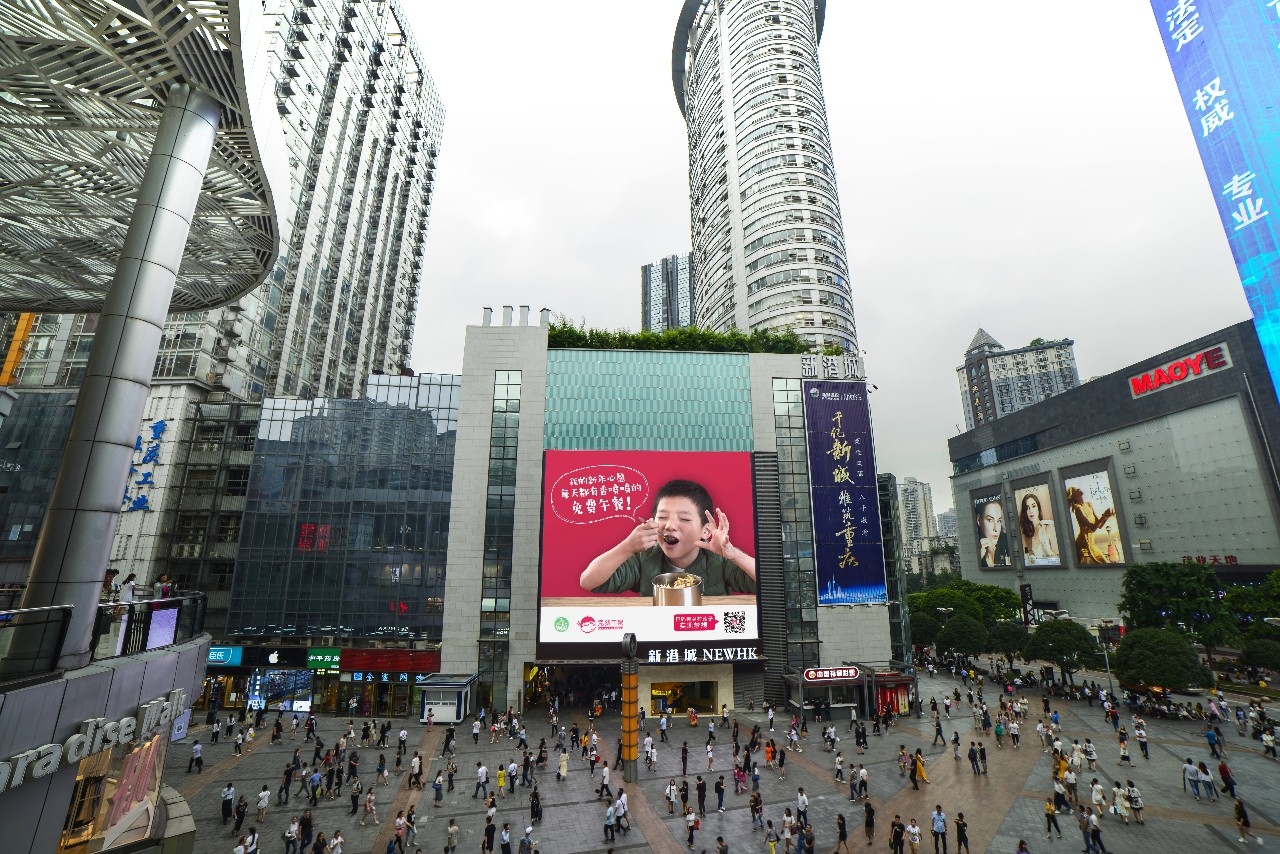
top-left (1129, 343), bottom-right (1232, 398)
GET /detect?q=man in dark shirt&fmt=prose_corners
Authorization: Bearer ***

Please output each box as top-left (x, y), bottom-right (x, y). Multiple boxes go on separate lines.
top-left (890, 815), bottom-right (907, 854)
top-left (696, 776), bottom-right (707, 816)
top-left (483, 816), bottom-right (497, 853)
top-left (681, 742), bottom-right (689, 776)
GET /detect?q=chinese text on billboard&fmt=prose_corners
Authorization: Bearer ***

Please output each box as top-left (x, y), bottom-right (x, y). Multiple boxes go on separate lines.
top-left (803, 380), bottom-right (887, 605)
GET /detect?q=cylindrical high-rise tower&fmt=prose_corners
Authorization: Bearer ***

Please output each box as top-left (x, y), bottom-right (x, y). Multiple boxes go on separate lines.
top-left (674, 0), bottom-right (857, 352)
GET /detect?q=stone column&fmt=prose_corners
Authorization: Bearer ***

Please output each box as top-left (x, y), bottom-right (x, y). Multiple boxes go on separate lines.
top-left (18, 84), bottom-right (220, 670)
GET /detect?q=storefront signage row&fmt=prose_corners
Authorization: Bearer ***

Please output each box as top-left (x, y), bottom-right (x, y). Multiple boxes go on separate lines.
top-left (0, 688), bottom-right (186, 796)
top-left (208, 647), bottom-right (442, 673)
top-left (350, 672), bottom-right (432, 684)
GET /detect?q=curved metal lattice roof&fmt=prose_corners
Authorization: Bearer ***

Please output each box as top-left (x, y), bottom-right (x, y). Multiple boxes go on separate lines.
top-left (0, 0), bottom-right (287, 312)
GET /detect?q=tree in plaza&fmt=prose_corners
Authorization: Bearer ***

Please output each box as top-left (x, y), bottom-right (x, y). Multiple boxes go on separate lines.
top-left (1222, 569), bottom-right (1280, 639)
top-left (936, 614), bottom-right (989, 660)
top-left (909, 611), bottom-right (941, 648)
top-left (906, 588), bottom-right (983, 625)
top-left (1241, 638), bottom-right (1280, 671)
top-left (1113, 627), bottom-right (1212, 690)
top-left (987, 620), bottom-right (1029, 668)
top-left (1022, 619), bottom-right (1099, 685)
top-left (1118, 562), bottom-right (1240, 666)
top-left (961, 583), bottom-right (1021, 624)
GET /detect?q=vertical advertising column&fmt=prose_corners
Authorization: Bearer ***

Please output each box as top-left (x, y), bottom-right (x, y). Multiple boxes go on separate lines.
top-left (620, 634), bottom-right (639, 783)
top-left (803, 381), bottom-right (888, 605)
top-left (1150, 1), bottom-right (1280, 392)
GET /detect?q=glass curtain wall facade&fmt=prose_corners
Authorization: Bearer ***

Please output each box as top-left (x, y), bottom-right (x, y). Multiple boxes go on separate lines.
top-left (674, 0), bottom-right (858, 351)
top-left (641, 253), bottom-right (696, 332)
top-left (477, 372), bottom-right (521, 711)
top-left (0, 390), bottom-right (77, 581)
top-left (545, 350), bottom-right (752, 450)
top-left (770, 378), bottom-right (820, 669)
top-left (227, 374), bottom-right (458, 641)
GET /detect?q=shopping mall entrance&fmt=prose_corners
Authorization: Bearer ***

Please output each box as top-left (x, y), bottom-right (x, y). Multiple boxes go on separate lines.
top-left (523, 663), bottom-right (622, 712)
top-left (648, 679), bottom-right (718, 715)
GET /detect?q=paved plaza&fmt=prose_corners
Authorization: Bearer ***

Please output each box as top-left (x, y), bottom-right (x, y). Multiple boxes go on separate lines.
top-left (167, 669), bottom-right (1278, 854)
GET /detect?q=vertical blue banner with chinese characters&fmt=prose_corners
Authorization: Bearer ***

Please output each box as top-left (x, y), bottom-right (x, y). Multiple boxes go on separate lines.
top-left (803, 380), bottom-right (887, 605)
top-left (1151, 0), bottom-right (1280, 393)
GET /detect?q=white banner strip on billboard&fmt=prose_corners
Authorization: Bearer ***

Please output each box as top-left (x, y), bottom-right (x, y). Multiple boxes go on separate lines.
top-left (538, 605), bottom-right (759, 643)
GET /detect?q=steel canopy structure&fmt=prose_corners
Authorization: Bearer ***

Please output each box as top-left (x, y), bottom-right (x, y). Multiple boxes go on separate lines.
top-left (0, 0), bottom-right (288, 313)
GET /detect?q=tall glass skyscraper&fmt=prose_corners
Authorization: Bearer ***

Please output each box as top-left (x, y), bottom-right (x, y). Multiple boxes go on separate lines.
top-left (673, 0), bottom-right (857, 352)
top-left (640, 252), bottom-right (696, 332)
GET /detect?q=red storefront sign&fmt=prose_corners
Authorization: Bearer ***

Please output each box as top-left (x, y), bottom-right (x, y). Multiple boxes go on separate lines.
top-left (1128, 343), bottom-right (1231, 398)
top-left (803, 666), bottom-right (861, 682)
top-left (340, 649), bottom-right (440, 674)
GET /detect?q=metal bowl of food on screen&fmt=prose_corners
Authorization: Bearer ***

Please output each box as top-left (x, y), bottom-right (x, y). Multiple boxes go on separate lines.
top-left (651, 572), bottom-right (703, 606)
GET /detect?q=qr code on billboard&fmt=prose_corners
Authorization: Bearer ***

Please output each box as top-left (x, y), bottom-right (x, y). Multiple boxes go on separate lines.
top-left (723, 611), bottom-right (747, 634)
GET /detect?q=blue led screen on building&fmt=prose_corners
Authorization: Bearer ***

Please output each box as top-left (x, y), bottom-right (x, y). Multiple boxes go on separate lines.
top-left (803, 380), bottom-right (887, 605)
top-left (1151, 0), bottom-right (1280, 392)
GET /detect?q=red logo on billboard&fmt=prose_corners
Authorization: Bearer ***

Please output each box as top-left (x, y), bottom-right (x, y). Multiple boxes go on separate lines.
top-left (576, 616), bottom-right (623, 633)
top-left (1129, 344), bottom-right (1231, 397)
top-left (674, 614), bottom-right (719, 632)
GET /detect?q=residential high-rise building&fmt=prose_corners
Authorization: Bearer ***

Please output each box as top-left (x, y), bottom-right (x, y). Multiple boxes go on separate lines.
top-left (935, 508), bottom-right (957, 539)
top-left (1, 0), bottom-right (443, 402)
top-left (641, 252), bottom-right (696, 332)
top-left (957, 329), bottom-right (1079, 431)
top-left (897, 477), bottom-right (936, 548)
top-left (0, 0), bottom-right (444, 592)
top-left (673, 0), bottom-right (858, 352)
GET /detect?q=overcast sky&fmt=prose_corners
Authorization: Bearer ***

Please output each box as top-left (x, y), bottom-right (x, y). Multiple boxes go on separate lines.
top-left (404, 2), bottom-right (1249, 514)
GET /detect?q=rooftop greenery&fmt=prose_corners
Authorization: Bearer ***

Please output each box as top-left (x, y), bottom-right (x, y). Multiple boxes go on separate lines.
top-left (546, 316), bottom-right (834, 355)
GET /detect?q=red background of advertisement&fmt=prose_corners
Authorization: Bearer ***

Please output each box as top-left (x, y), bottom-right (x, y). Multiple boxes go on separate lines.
top-left (540, 450), bottom-right (756, 598)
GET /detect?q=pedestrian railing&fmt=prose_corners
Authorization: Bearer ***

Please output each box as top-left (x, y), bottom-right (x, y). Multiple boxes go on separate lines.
top-left (0, 604), bottom-right (74, 680)
top-left (91, 593), bottom-right (207, 661)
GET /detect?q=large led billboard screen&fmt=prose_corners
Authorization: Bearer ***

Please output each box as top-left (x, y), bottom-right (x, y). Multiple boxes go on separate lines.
top-left (1150, 1), bottom-right (1280, 393)
top-left (970, 488), bottom-right (1012, 569)
top-left (1063, 468), bottom-right (1125, 565)
top-left (538, 450), bottom-right (760, 662)
top-left (803, 380), bottom-right (887, 605)
top-left (1012, 481), bottom-right (1061, 567)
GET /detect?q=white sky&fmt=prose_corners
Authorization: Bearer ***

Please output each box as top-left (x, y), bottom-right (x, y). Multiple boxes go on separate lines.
top-left (404, 2), bottom-right (1249, 514)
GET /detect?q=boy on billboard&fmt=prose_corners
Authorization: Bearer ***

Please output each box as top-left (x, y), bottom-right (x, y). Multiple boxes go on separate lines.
top-left (579, 479), bottom-right (756, 595)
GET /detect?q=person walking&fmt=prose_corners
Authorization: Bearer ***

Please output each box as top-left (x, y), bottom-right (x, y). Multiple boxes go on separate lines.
top-left (255, 785), bottom-right (269, 821)
top-left (221, 783), bottom-right (235, 825)
top-left (283, 816), bottom-right (300, 854)
top-left (889, 816), bottom-right (906, 854)
top-left (1181, 757), bottom-right (1201, 800)
top-left (715, 774), bottom-right (726, 812)
top-left (834, 813), bottom-right (851, 853)
top-left (603, 802), bottom-right (616, 843)
top-left (864, 802), bottom-right (876, 847)
top-left (1235, 798), bottom-right (1264, 845)
top-left (685, 805), bottom-right (697, 850)
top-left (359, 787), bottom-right (378, 826)
top-left (233, 796), bottom-right (248, 835)
top-left (930, 806), bottom-right (947, 854)
top-left (797, 787), bottom-right (810, 827)
top-left (347, 775), bottom-right (361, 816)
top-left (1075, 806), bottom-right (1098, 853)
top-left (1087, 810), bottom-right (1107, 853)
top-left (1044, 797), bottom-right (1062, 839)
top-left (1217, 759), bottom-right (1237, 799)
top-left (906, 818), bottom-right (922, 853)
top-left (188, 740), bottom-right (203, 773)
